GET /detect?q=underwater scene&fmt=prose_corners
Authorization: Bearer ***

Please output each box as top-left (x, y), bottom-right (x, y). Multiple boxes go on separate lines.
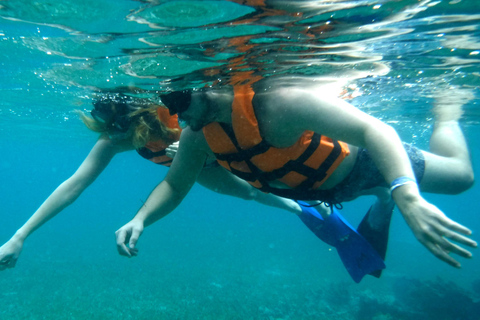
top-left (1, 0), bottom-right (480, 319)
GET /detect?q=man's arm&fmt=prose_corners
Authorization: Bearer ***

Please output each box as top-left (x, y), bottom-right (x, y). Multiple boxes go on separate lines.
top-left (259, 87), bottom-right (476, 267)
top-left (115, 128), bottom-right (209, 257)
top-left (259, 87), bottom-right (414, 183)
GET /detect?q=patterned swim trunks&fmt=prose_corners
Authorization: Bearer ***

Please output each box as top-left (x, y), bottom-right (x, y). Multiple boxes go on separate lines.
top-left (325, 143), bottom-right (425, 203)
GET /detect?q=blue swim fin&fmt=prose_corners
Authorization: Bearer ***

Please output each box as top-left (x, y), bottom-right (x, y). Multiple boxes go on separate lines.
top-left (357, 201), bottom-right (395, 278)
top-left (297, 201), bottom-right (385, 283)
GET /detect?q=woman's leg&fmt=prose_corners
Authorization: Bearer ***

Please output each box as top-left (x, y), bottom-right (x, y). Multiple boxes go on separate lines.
top-left (196, 165), bottom-right (303, 215)
top-left (419, 87), bottom-right (474, 194)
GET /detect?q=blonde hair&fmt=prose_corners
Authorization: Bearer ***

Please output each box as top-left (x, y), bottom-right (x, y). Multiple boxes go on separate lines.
top-left (78, 105), bottom-right (180, 148)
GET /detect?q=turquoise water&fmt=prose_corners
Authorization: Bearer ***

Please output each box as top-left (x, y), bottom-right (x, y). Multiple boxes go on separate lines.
top-left (1, 0), bottom-right (480, 319)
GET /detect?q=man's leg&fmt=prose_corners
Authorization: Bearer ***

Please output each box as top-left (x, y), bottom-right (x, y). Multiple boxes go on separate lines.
top-left (420, 87), bottom-right (474, 194)
top-left (357, 188), bottom-right (395, 273)
top-left (360, 187), bottom-right (395, 230)
top-left (357, 88), bottom-right (475, 264)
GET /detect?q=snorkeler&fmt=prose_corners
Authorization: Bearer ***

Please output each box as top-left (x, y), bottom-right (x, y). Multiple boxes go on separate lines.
top-left (114, 80), bottom-right (476, 275)
top-left (0, 92), bottom-right (385, 282)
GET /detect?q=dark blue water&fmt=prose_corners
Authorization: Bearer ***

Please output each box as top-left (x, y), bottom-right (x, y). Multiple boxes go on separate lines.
top-left (1, 0), bottom-right (480, 319)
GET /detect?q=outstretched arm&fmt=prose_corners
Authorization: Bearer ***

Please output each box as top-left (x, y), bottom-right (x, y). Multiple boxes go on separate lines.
top-left (0, 136), bottom-right (124, 270)
top-left (261, 87), bottom-right (476, 267)
top-left (115, 128), bottom-right (208, 257)
top-left (391, 183), bottom-right (475, 267)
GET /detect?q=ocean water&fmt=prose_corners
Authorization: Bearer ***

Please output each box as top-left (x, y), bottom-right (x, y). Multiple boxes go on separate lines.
top-left (1, 0), bottom-right (480, 319)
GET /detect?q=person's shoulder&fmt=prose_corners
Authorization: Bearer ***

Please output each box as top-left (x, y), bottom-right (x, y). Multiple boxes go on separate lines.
top-left (93, 135), bottom-right (134, 154)
top-left (253, 86), bottom-right (307, 122)
top-left (255, 84), bottom-right (308, 104)
top-left (179, 127), bottom-right (210, 151)
top-left (173, 127), bottom-right (213, 164)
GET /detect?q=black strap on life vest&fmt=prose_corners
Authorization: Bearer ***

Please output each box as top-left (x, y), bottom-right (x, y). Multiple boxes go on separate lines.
top-left (212, 122), bottom-right (342, 203)
top-left (296, 138), bottom-right (343, 190)
top-left (214, 123), bottom-right (271, 163)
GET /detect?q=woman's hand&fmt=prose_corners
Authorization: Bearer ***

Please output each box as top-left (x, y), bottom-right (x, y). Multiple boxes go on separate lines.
top-left (165, 141), bottom-right (180, 159)
top-left (0, 237), bottom-right (24, 271)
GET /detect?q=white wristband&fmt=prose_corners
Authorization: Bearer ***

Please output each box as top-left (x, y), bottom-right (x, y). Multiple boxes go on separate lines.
top-left (390, 176), bottom-right (417, 193)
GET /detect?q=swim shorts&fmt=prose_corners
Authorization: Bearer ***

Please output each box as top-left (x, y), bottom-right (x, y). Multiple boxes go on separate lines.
top-left (325, 143), bottom-right (425, 203)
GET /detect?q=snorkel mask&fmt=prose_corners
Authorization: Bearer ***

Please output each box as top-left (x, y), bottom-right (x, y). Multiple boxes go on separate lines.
top-left (91, 94), bottom-right (140, 133)
top-left (159, 90), bottom-right (192, 115)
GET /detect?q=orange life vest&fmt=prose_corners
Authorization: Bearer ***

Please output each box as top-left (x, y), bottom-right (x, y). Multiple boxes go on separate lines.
top-left (137, 107), bottom-right (181, 167)
top-left (202, 84), bottom-right (350, 200)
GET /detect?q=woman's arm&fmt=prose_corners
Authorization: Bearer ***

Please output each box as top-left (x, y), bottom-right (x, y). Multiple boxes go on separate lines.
top-left (0, 136), bottom-right (124, 270)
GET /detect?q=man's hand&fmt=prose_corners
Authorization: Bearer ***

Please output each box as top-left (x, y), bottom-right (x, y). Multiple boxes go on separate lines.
top-left (399, 195), bottom-right (477, 268)
top-left (115, 220), bottom-right (144, 258)
top-left (0, 237), bottom-right (24, 271)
